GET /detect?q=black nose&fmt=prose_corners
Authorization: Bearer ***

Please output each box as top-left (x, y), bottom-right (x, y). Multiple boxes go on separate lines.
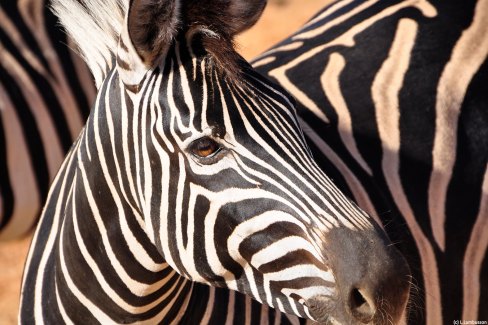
top-left (317, 227), bottom-right (411, 324)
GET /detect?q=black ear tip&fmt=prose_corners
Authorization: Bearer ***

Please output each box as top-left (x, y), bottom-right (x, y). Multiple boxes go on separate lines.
top-left (126, 0), bottom-right (180, 66)
top-left (229, 0), bottom-right (267, 33)
top-left (184, 0), bottom-right (267, 37)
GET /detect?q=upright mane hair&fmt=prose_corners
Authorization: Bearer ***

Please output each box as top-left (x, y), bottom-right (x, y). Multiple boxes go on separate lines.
top-left (52, 0), bottom-right (267, 87)
top-left (52, 0), bottom-right (128, 87)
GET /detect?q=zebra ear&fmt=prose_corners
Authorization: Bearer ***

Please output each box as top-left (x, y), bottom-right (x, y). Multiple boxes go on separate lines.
top-left (226, 0), bottom-right (267, 35)
top-left (185, 0), bottom-right (266, 36)
top-left (117, 0), bottom-right (180, 87)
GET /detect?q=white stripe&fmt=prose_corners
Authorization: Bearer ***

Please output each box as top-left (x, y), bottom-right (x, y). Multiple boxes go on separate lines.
top-left (224, 291), bottom-right (235, 325)
top-left (281, 286), bottom-right (334, 301)
top-left (372, 18), bottom-right (442, 325)
top-left (294, 0), bottom-right (379, 40)
top-left (250, 236), bottom-right (324, 269)
top-left (229, 88), bottom-right (356, 230)
top-left (200, 286), bottom-right (216, 325)
top-left (0, 83), bottom-right (40, 239)
top-left (264, 265), bottom-right (334, 283)
top-left (58, 219), bottom-right (119, 324)
top-left (101, 73), bottom-right (163, 271)
top-left (298, 117), bottom-right (379, 224)
top-left (321, 53), bottom-right (372, 175)
top-left (31, 142), bottom-right (80, 324)
top-left (78, 155), bottom-right (160, 295)
top-left (55, 278), bottom-right (75, 325)
top-left (429, 0), bottom-right (488, 251)
top-left (462, 164), bottom-right (488, 320)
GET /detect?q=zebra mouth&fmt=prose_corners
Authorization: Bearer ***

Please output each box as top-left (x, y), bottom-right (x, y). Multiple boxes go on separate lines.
top-left (298, 292), bottom-right (379, 325)
top-left (301, 295), bottom-right (336, 324)
top-left (287, 292), bottom-right (337, 323)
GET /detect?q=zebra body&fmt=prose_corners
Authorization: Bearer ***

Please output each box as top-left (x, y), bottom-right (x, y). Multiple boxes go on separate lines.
top-left (254, 0), bottom-right (488, 323)
top-left (20, 0), bottom-right (410, 324)
top-left (0, 0), bottom-right (94, 240)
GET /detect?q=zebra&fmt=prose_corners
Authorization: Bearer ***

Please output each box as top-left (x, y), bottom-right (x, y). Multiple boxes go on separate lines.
top-left (253, 0), bottom-right (488, 323)
top-left (0, 0), bottom-right (95, 240)
top-left (20, 0), bottom-right (410, 324)
top-left (5, 0), bottom-right (486, 323)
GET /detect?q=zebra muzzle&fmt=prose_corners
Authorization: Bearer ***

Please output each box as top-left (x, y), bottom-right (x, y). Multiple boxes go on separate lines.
top-left (319, 227), bottom-right (411, 324)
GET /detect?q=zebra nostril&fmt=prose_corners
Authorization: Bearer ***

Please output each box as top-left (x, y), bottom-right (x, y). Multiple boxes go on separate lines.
top-left (349, 288), bottom-right (376, 323)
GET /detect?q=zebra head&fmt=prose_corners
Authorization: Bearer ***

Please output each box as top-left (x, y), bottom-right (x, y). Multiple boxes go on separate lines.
top-left (55, 0), bottom-right (410, 323)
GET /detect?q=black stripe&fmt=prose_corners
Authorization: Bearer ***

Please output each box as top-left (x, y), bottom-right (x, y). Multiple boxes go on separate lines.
top-left (0, 64), bottom-right (46, 221)
top-left (0, 112), bottom-right (14, 229)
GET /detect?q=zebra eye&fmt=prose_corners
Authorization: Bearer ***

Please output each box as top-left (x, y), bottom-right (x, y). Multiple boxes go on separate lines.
top-left (189, 137), bottom-right (222, 159)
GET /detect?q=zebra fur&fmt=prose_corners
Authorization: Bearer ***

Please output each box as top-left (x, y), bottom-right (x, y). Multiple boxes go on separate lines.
top-left (0, 0), bottom-right (95, 240)
top-left (254, 0), bottom-right (488, 323)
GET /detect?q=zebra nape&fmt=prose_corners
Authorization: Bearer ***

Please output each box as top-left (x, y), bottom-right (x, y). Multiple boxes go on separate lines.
top-left (20, 0), bottom-right (410, 324)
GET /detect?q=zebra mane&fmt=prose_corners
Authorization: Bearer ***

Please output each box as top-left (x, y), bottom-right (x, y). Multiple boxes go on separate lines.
top-left (52, 0), bottom-right (267, 87)
top-left (51, 0), bottom-right (128, 87)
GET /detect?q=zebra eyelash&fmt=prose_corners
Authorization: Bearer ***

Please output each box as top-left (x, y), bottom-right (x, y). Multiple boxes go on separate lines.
top-left (187, 136), bottom-right (228, 165)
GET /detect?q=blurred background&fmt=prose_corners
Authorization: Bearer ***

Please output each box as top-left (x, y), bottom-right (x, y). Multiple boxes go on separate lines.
top-left (0, 0), bottom-right (332, 323)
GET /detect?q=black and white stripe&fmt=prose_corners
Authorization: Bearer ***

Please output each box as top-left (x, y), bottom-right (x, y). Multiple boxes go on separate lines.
top-left (0, 0), bottom-right (95, 240)
top-left (254, 0), bottom-right (488, 323)
top-left (20, 0), bottom-right (410, 324)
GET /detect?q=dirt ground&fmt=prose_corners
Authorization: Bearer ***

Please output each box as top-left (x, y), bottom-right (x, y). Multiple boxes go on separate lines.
top-left (0, 1), bottom-right (332, 323)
